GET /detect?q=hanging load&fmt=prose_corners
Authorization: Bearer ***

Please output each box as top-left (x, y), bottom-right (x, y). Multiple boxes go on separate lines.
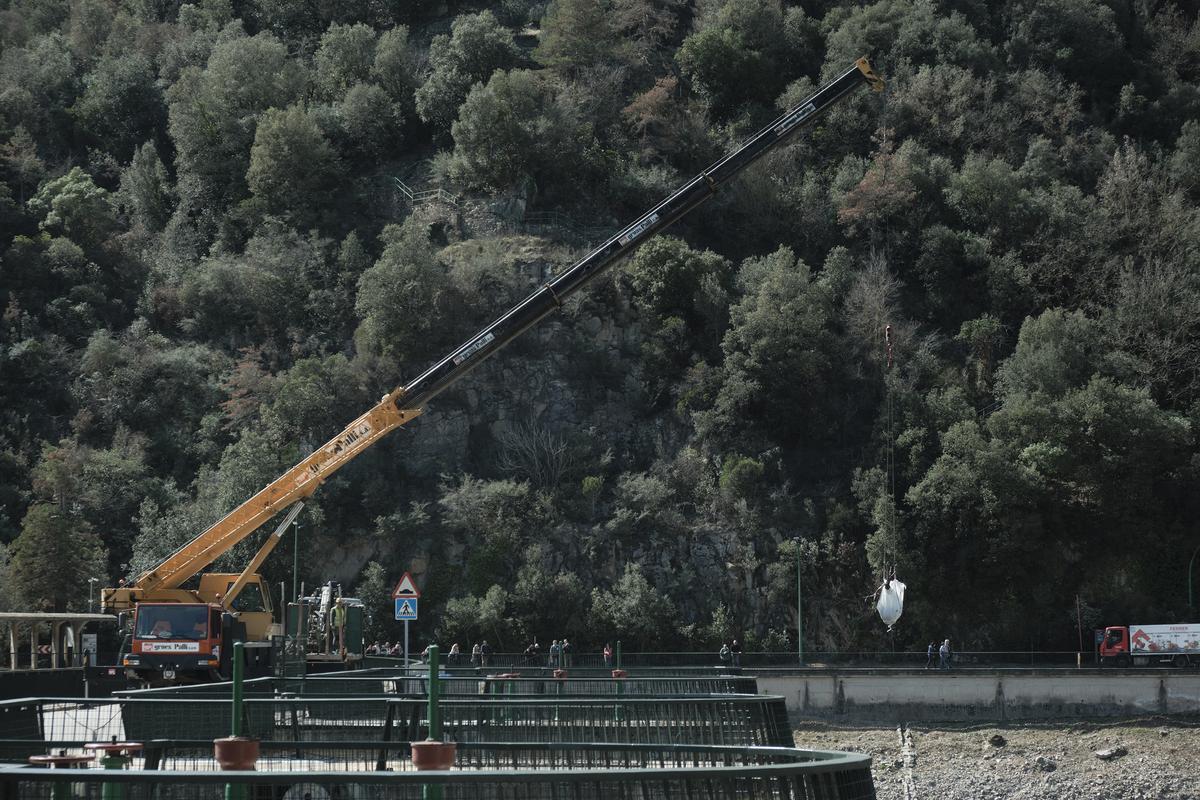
top-left (876, 578), bottom-right (906, 630)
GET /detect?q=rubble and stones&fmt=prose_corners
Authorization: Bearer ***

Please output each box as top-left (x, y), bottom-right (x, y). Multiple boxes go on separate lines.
top-left (795, 716), bottom-right (1200, 800)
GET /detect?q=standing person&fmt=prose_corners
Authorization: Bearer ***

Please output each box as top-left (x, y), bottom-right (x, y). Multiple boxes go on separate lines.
top-left (471, 642), bottom-right (481, 668)
top-left (449, 642), bottom-right (461, 665)
top-left (719, 642), bottom-right (731, 664)
top-left (603, 642), bottom-right (613, 667)
top-left (939, 638), bottom-right (951, 670)
top-left (481, 640), bottom-right (492, 668)
top-left (562, 638), bottom-right (573, 668)
top-left (926, 642), bottom-right (935, 669)
top-left (730, 639), bottom-right (742, 667)
top-left (549, 639), bottom-right (561, 668)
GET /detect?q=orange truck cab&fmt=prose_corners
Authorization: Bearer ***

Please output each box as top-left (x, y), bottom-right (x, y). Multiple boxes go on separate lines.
top-left (1098, 626), bottom-right (1130, 665)
top-left (122, 603), bottom-right (223, 683)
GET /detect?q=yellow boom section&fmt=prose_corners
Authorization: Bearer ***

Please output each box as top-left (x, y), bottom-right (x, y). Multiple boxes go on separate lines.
top-left (134, 390), bottom-right (422, 593)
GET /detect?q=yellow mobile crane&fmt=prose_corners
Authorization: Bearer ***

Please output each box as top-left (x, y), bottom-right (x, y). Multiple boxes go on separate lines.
top-left (102, 59), bottom-right (883, 683)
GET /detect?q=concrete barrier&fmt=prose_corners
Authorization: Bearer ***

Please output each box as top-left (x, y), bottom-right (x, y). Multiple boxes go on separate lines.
top-left (758, 669), bottom-right (1200, 722)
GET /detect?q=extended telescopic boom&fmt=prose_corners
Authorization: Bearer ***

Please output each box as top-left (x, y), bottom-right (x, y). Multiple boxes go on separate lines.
top-left (112, 58), bottom-right (883, 603)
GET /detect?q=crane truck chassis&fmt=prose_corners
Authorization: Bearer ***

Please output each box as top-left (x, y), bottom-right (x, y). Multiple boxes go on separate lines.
top-left (103, 58), bottom-right (884, 684)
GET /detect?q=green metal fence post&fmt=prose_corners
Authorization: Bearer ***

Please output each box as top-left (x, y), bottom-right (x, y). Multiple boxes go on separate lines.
top-left (226, 641), bottom-right (246, 800)
top-left (427, 645), bottom-right (441, 741)
top-left (425, 645), bottom-right (442, 800)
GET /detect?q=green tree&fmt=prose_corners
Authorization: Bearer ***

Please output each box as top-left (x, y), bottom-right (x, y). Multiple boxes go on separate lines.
top-left (355, 560), bottom-right (393, 645)
top-left (414, 11), bottom-right (521, 134)
top-left (27, 166), bottom-right (115, 249)
top-left (73, 324), bottom-right (230, 474)
top-left (371, 26), bottom-right (417, 106)
top-left (589, 563), bottom-right (677, 649)
top-left (334, 83), bottom-right (403, 162)
top-left (118, 142), bottom-right (174, 233)
top-left (535, 0), bottom-right (624, 76)
top-left (9, 504), bottom-right (107, 612)
top-left (71, 52), bottom-right (165, 161)
top-left (0, 126), bottom-right (45, 204)
top-left (697, 248), bottom-right (842, 452)
top-left (353, 219), bottom-right (449, 364)
top-left (313, 23), bottom-right (376, 101)
top-left (449, 69), bottom-right (586, 192)
top-left (245, 104), bottom-right (339, 226)
top-left (166, 30), bottom-right (305, 221)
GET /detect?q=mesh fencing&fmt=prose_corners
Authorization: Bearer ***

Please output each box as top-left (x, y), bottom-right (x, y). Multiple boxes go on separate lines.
top-left (115, 675), bottom-right (762, 699)
top-left (0, 693), bottom-right (793, 750)
top-left (0, 742), bottom-right (876, 800)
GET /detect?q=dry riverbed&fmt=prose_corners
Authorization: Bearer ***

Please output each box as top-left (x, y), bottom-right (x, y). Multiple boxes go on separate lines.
top-left (794, 716), bottom-right (1200, 800)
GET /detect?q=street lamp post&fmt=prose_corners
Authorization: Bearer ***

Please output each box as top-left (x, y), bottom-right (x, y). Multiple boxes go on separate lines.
top-left (1189, 543), bottom-right (1200, 618)
top-left (794, 539), bottom-right (804, 666)
top-left (292, 521), bottom-right (302, 602)
top-left (87, 578), bottom-right (99, 613)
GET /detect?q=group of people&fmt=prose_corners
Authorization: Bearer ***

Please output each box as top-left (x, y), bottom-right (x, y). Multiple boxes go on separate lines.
top-left (365, 640), bottom-right (493, 667)
top-left (521, 638), bottom-right (576, 667)
top-left (718, 639), bottom-right (743, 666)
top-left (926, 639), bottom-right (953, 669)
top-left (365, 641), bottom-right (405, 657)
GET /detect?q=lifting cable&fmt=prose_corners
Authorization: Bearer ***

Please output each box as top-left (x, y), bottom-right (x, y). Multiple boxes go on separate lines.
top-left (875, 323), bottom-right (906, 631)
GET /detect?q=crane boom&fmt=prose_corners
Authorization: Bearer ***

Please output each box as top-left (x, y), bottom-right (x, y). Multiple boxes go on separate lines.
top-left (109, 57), bottom-right (882, 606)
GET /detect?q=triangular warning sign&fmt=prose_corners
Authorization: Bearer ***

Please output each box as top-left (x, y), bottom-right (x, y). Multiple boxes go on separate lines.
top-left (391, 571), bottom-right (420, 598)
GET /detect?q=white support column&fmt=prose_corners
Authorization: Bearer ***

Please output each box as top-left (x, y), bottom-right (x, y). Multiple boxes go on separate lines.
top-left (5, 622), bottom-right (14, 670)
top-left (64, 622), bottom-right (77, 666)
top-left (29, 621), bottom-right (38, 670)
top-left (51, 621), bottom-right (63, 669)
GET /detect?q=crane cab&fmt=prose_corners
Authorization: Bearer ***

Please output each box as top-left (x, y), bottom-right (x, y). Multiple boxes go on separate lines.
top-left (196, 573), bottom-right (281, 641)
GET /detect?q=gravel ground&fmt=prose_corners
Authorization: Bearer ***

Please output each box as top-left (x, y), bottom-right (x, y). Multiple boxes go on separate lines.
top-left (794, 716), bottom-right (1200, 799)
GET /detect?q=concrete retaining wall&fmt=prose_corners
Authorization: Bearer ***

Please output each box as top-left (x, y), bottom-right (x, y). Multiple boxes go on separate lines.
top-left (757, 669), bottom-right (1200, 722)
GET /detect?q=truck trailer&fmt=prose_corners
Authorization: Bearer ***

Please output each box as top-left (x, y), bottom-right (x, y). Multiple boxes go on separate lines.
top-left (1099, 623), bottom-right (1200, 667)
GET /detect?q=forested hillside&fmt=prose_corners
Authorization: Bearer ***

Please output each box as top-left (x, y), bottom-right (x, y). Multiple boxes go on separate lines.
top-left (1, 0), bottom-right (1198, 653)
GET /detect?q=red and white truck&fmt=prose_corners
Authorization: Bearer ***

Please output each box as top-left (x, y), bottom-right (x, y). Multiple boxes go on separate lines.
top-left (1099, 623), bottom-right (1200, 667)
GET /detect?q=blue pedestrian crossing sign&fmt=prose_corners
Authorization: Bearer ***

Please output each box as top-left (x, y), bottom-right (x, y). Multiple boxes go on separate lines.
top-left (394, 597), bottom-right (418, 620)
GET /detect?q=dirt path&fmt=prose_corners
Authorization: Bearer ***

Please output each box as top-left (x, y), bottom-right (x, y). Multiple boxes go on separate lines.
top-left (794, 716), bottom-right (1200, 799)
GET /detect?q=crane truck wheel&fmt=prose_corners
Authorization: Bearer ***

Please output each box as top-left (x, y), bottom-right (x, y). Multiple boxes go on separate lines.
top-left (1173, 654), bottom-right (1189, 668)
top-left (1116, 655), bottom-right (1130, 668)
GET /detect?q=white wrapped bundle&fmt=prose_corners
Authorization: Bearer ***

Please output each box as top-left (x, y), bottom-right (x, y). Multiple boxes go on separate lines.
top-left (876, 578), bottom-right (906, 629)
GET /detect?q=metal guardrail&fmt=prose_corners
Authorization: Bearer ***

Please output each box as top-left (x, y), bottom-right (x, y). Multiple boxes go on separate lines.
top-left (114, 674), bottom-right (762, 699)
top-left (0, 742), bottom-right (876, 799)
top-left (363, 650), bottom-right (1092, 669)
top-left (0, 694), bottom-right (793, 748)
top-left (393, 177), bottom-right (459, 208)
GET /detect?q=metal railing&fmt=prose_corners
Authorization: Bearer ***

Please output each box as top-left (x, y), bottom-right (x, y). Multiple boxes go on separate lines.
top-left (393, 177), bottom-right (459, 208)
top-left (364, 650), bottom-right (1091, 669)
top-left (0, 742), bottom-right (876, 799)
top-left (114, 674), bottom-right (762, 699)
top-left (0, 693), bottom-right (793, 749)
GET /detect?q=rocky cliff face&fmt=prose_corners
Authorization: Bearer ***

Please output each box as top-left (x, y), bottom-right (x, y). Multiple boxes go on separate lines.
top-left (314, 203), bottom-right (758, 629)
